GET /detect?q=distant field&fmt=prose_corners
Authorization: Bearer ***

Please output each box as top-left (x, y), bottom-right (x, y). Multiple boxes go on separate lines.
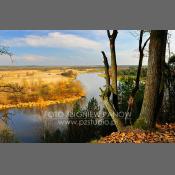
top-left (0, 65), bottom-right (133, 71)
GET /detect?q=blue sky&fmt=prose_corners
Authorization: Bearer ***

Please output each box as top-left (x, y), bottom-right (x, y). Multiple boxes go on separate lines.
top-left (0, 30), bottom-right (172, 66)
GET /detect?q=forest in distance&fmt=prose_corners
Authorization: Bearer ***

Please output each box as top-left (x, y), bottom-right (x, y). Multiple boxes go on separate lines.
top-left (0, 30), bottom-right (175, 143)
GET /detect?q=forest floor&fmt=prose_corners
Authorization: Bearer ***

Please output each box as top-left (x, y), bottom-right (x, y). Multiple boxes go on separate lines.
top-left (96, 123), bottom-right (175, 143)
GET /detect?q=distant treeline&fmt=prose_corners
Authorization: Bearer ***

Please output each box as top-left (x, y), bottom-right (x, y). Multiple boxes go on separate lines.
top-left (118, 66), bottom-right (147, 78)
top-left (0, 65), bottom-right (104, 71)
top-left (0, 65), bottom-right (147, 71)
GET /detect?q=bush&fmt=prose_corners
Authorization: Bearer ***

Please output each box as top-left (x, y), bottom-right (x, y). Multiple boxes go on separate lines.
top-left (61, 70), bottom-right (77, 78)
top-left (118, 76), bottom-right (145, 121)
top-left (0, 129), bottom-right (16, 143)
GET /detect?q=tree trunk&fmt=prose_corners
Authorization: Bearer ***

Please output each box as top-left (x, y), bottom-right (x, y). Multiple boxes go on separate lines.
top-left (102, 95), bottom-right (124, 131)
top-left (100, 51), bottom-right (124, 131)
top-left (107, 30), bottom-right (119, 112)
top-left (135, 30), bottom-right (167, 130)
top-left (126, 30), bottom-right (150, 119)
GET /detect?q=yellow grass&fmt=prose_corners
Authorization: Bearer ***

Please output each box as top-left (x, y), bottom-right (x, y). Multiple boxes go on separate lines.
top-left (0, 69), bottom-right (86, 109)
top-left (0, 69), bottom-right (75, 84)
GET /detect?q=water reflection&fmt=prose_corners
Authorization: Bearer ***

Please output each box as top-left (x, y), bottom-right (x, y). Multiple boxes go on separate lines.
top-left (43, 98), bottom-right (117, 143)
top-left (0, 110), bottom-right (16, 142)
top-left (0, 73), bottom-right (115, 143)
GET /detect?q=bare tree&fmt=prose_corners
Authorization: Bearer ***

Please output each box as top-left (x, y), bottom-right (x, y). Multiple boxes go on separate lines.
top-left (100, 30), bottom-right (124, 131)
top-left (0, 46), bottom-right (16, 93)
top-left (126, 30), bottom-right (150, 118)
top-left (107, 30), bottom-right (119, 111)
top-left (0, 46), bottom-right (13, 63)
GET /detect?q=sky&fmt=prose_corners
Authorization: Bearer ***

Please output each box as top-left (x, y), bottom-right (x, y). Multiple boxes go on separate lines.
top-left (0, 30), bottom-right (175, 66)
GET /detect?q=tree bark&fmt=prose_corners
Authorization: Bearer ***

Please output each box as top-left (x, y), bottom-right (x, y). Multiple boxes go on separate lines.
top-left (100, 51), bottom-right (124, 131)
top-left (102, 94), bottom-right (124, 131)
top-left (107, 30), bottom-right (119, 111)
top-left (135, 30), bottom-right (168, 129)
top-left (102, 51), bottom-right (110, 89)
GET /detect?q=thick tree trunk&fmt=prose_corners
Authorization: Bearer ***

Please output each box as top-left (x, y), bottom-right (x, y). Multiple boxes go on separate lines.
top-left (135, 30), bottom-right (167, 130)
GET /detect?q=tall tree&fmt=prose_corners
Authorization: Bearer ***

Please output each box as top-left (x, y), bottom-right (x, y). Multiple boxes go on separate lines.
top-left (126, 30), bottom-right (150, 116)
top-left (135, 30), bottom-right (168, 129)
top-left (107, 30), bottom-right (119, 111)
top-left (100, 30), bottom-right (124, 131)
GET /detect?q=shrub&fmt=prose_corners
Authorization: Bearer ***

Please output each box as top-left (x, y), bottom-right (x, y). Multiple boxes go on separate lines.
top-left (0, 129), bottom-right (16, 143)
top-left (61, 70), bottom-right (77, 78)
top-left (118, 76), bottom-right (145, 121)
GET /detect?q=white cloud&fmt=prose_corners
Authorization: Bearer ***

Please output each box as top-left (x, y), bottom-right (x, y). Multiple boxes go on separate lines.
top-left (21, 55), bottom-right (48, 62)
top-left (0, 50), bottom-right (148, 66)
top-left (0, 53), bottom-right (101, 66)
top-left (0, 54), bottom-right (13, 65)
top-left (15, 54), bottom-right (60, 65)
top-left (92, 30), bottom-right (106, 37)
top-left (169, 30), bottom-right (175, 54)
top-left (0, 30), bottom-right (150, 66)
top-left (117, 49), bottom-right (148, 65)
top-left (0, 54), bottom-right (52, 65)
top-left (1, 32), bottom-right (102, 50)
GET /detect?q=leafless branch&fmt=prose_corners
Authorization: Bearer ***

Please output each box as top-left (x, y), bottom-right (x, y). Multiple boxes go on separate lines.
top-left (107, 30), bottom-right (118, 40)
top-left (0, 46), bottom-right (14, 63)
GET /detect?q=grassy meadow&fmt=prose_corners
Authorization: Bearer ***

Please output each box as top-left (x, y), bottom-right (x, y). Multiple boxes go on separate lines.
top-left (0, 67), bottom-right (92, 109)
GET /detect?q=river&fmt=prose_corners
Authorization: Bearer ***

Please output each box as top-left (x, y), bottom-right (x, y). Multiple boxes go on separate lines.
top-left (0, 72), bottom-right (117, 143)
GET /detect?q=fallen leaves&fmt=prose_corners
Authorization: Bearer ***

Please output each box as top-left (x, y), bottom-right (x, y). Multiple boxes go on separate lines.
top-left (97, 123), bottom-right (175, 143)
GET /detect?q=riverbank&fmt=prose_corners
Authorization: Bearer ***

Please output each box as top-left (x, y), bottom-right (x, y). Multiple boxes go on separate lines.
top-left (0, 95), bottom-right (84, 110)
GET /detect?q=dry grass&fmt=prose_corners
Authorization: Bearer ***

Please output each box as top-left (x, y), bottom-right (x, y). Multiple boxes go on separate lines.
top-left (0, 69), bottom-right (85, 109)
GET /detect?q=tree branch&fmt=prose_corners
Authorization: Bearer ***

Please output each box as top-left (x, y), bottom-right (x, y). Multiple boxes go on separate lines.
top-left (107, 30), bottom-right (111, 39)
top-left (0, 46), bottom-right (14, 63)
top-left (126, 30), bottom-right (150, 120)
top-left (100, 89), bottom-right (124, 131)
top-left (142, 37), bottom-right (150, 51)
top-left (112, 30), bottom-right (118, 39)
top-left (139, 30), bottom-right (144, 52)
top-left (107, 30), bottom-right (118, 40)
top-left (101, 51), bottom-right (110, 88)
